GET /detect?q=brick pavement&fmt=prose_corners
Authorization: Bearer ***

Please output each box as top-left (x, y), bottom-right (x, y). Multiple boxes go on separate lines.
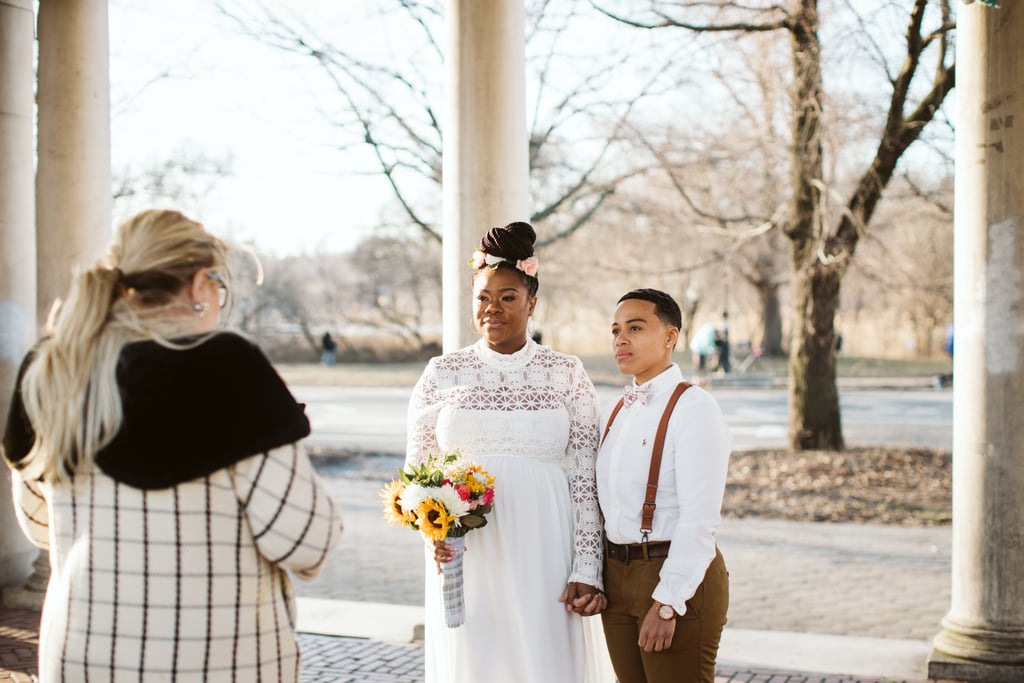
top-left (2, 620), bottom-right (962, 682)
top-left (0, 471), bottom-right (961, 682)
top-left (0, 608), bottom-right (37, 683)
top-left (298, 634), bottom-right (423, 683)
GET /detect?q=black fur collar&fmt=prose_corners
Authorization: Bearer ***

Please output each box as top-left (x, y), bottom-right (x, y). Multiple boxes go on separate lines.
top-left (3, 332), bottom-right (310, 489)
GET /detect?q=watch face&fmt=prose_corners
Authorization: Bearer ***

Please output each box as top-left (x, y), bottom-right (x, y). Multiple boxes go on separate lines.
top-left (658, 604), bottom-right (675, 620)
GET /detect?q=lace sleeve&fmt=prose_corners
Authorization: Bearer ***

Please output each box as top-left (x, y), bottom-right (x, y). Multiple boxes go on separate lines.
top-left (565, 357), bottom-right (603, 590)
top-left (406, 359), bottom-right (442, 466)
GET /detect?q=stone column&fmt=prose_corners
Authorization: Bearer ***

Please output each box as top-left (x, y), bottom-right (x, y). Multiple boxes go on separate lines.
top-left (442, 0), bottom-right (529, 351)
top-left (929, 3), bottom-right (1024, 682)
top-left (0, 0), bottom-right (41, 592)
top-left (6, 0), bottom-right (114, 610)
top-left (36, 0), bottom-right (113, 322)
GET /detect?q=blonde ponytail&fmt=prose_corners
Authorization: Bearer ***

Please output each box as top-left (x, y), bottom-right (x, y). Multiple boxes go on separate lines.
top-left (18, 209), bottom-right (228, 483)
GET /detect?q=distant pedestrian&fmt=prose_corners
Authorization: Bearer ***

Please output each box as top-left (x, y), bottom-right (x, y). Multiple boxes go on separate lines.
top-left (321, 331), bottom-right (338, 366)
top-left (935, 323), bottom-right (954, 389)
top-left (689, 322), bottom-right (718, 381)
top-left (715, 311), bottom-right (731, 373)
top-left (2, 209), bottom-right (342, 683)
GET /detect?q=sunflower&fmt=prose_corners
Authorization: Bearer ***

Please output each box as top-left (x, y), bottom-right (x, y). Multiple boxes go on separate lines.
top-left (381, 480), bottom-right (410, 527)
top-left (416, 498), bottom-right (453, 541)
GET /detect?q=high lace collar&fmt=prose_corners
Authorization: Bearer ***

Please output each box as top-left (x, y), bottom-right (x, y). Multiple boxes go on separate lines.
top-left (474, 336), bottom-right (537, 371)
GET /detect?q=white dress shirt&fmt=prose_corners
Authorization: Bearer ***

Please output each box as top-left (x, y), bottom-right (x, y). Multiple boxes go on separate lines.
top-left (596, 364), bottom-right (731, 615)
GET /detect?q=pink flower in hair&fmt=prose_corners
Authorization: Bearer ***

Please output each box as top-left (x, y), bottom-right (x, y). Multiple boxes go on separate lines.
top-left (516, 257), bottom-right (539, 277)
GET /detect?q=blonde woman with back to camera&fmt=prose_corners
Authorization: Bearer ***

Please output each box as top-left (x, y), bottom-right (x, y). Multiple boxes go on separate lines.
top-left (2, 209), bottom-right (342, 682)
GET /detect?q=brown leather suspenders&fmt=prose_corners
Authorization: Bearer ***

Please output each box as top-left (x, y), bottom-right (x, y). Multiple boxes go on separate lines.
top-left (602, 382), bottom-right (691, 542)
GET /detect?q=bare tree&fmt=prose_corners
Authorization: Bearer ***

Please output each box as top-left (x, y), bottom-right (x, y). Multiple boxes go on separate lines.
top-left (236, 253), bottom-right (333, 357)
top-left (213, 0), bottom-right (679, 247)
top-left (628, 26), bottom-right (794, 356)
top-left (594, 0), bottom-right (955, 449)
top-left (847, 173), bottom-right (953, 356)
top-left (226, 230), bottom-right (443, 359)
top-left (112, 150), bottom-right (233, 219)
top-left (349, 232), bottom-right (442, 351)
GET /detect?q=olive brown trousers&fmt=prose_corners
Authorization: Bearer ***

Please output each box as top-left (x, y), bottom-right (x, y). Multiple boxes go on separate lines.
top-left (601, 547), bottom-right (729, 683)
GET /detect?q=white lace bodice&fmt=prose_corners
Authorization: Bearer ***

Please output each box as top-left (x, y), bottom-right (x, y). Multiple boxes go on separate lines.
top-left (407, 338), bottom-right (603, 586)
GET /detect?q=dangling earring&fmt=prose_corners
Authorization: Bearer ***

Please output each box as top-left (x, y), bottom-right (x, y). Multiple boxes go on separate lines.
top-left (527, 315), bottom-right (536, 339)
top-left (193, 301), bottom-right (209, 318)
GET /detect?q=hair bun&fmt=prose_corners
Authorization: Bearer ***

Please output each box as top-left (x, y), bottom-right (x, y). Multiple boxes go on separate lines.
top-left (479, 221), bottom-right (536, 261)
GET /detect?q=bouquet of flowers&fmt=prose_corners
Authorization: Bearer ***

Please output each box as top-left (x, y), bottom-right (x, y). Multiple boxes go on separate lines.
top-left (381, 450), bottom-right (495, 627)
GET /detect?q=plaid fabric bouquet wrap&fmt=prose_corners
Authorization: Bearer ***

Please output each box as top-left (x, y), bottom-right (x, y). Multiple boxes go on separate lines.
top-left (381, 451), bottom-right (495, 627)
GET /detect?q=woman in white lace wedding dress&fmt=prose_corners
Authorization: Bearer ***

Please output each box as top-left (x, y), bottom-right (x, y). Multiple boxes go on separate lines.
top-left (406, 222), bottom-right (609, 683)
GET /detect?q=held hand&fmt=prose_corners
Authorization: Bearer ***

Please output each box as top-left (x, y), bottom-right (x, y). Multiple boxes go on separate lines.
top-left (433, 539), bottom-right (456, 574)
top-left (638, 604), bottom-right (676, 653)
top-left (558, 582), bottom-right (607, 616)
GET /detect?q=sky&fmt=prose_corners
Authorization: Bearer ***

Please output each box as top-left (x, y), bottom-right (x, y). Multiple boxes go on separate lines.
top-left (105, 1), bottom-right (954, 257)
top-left (106, 1), bottom-right (684, 258)
top-left (108, 2), bottom-right (390, 256)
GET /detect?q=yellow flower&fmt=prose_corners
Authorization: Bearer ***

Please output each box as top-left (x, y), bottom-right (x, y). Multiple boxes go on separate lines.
top-left (416, 498), bottom-right (452, 541)
top-left (381, 480), bottom-right (410, 527)
top-left (465, 471), bottom-right (486, 494)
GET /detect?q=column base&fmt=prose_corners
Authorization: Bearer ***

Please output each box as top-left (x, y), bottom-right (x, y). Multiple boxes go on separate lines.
top-left (933, 615), bottom-right (1024, 664)
top-left (1, 550), bottom-right (47, 611)
top-left (929, 649), bottom-right (1024, 683)
top-left (2, 584), bottom-right (43, 611)
top-left (930, 615), bottom-right (1024, 682)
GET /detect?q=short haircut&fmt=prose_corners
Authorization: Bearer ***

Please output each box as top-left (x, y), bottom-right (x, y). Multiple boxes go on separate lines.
top-left (617, 288), bottom-right (682, 329)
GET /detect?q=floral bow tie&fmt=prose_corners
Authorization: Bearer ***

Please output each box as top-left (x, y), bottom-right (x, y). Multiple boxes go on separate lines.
top-left (623, 383), bottom-right (651, 408)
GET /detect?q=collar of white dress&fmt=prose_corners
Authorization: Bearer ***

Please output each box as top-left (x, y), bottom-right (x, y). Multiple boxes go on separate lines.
top-left (474, 336), bottom-right (537, 371)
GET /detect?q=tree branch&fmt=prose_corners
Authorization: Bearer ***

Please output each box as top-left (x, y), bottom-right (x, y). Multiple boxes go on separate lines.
top-left (589, 1), bottom-right (790, 32)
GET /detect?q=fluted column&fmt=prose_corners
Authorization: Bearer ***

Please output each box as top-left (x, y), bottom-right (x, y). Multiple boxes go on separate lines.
top-left (929, 3), bottom-right (1024, 681)
top-left (36, 0), bottom-right (113, 321)
top-left (442, 0), bottom-right (529, 351)
top-left (0, 0), bottom-right (41, 592)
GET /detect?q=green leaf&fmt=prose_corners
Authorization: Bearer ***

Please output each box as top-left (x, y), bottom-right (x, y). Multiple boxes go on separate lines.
top-left (460, 514), bottom-right (487, 529)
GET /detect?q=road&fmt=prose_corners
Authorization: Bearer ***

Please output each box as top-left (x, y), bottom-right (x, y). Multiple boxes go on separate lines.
top-left (294, 384), bottom-right (953, 455)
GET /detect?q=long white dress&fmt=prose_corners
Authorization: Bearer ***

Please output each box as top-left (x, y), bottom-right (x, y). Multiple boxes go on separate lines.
top-left (407, 338), bottom-right (608, 683)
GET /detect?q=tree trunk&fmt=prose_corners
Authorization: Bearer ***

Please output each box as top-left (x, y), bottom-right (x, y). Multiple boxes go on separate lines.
top-left (788, 257), bottom-right (843, 450)
top-left (785, 0), bottom-right (842, 449)
top-left (759, 281), bottom-right (784, 356)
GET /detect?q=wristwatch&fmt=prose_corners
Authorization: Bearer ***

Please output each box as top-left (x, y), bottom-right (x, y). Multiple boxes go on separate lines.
top-left (654, 601), bottom-right (676, 620)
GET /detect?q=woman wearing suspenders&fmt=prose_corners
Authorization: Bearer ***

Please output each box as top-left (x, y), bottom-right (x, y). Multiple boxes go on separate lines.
top-left (597, 288), bottom-right (731, 683)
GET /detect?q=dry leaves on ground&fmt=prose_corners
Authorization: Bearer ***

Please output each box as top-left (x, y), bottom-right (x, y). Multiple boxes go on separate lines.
top-left (725, 447), bottom-right (951, 526)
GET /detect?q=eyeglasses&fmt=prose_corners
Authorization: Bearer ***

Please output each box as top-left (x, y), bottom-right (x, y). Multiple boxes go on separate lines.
top-left (207, 271), bottom-right (229, 308)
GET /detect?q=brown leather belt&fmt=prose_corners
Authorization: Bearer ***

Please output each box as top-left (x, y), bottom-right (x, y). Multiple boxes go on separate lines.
top-left (605, 540), bottom-right (671, 564)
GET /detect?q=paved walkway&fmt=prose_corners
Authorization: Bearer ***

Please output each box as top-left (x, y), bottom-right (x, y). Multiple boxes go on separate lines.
top-left (1, 380), bottom-right (963, 681)
top-left (0, 515), bottom-right (960, 682)
top-left (302, 472), bottom-right (953, 641)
